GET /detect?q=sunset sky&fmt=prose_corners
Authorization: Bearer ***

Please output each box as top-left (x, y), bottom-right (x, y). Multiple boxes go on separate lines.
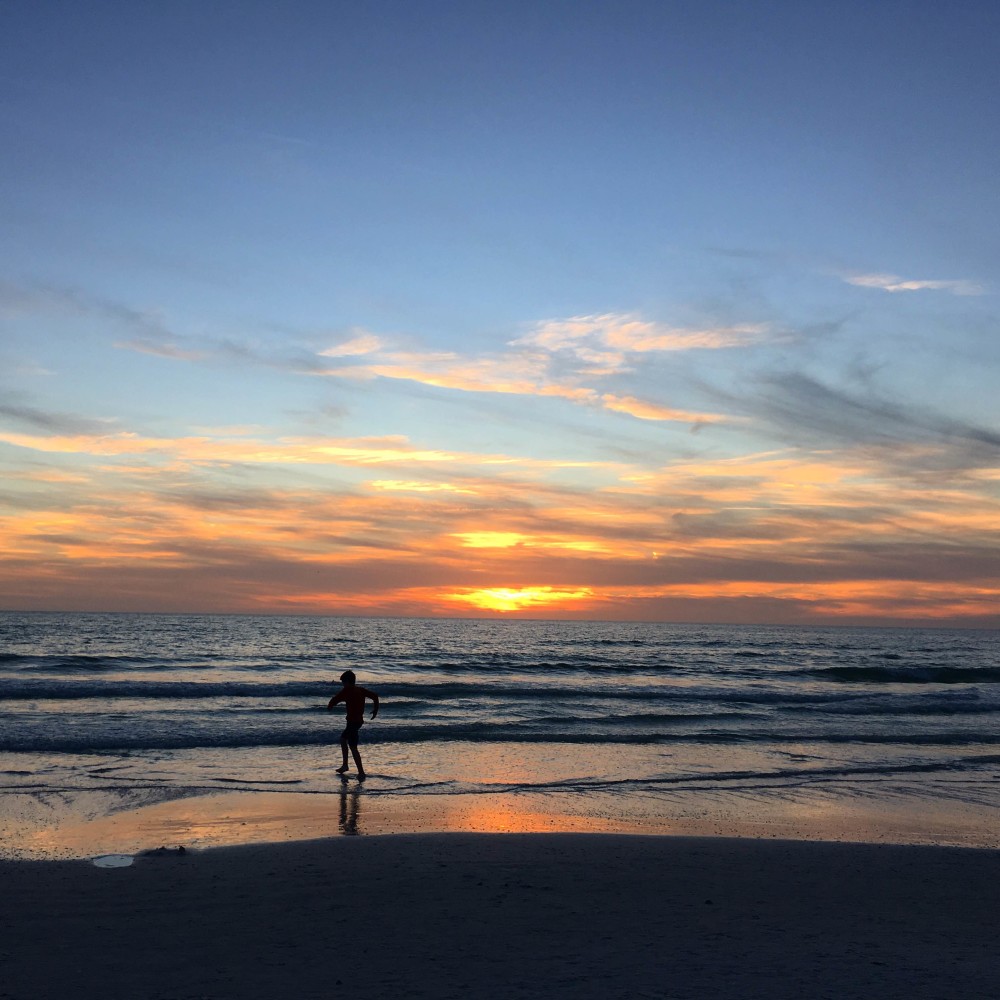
top-left (2, 1), bottom-right (998, 625)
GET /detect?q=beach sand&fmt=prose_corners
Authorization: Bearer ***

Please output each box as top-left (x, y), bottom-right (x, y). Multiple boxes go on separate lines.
top-left (3, 833), bottom-right (999, 1000)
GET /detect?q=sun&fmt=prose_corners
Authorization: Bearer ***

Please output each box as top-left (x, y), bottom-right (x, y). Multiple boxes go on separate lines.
top-left (444, 586), bottom-right (594, 613)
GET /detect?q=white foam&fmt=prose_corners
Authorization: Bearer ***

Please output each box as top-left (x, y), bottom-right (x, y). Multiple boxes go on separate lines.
top-left (92, 854), bottom-right (134, 868)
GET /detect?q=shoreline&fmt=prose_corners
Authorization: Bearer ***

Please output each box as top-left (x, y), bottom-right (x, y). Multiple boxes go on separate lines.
top-left (3, 832), bottom-right (999, 999)
top-left (4, 780), bottom-right (999, 863)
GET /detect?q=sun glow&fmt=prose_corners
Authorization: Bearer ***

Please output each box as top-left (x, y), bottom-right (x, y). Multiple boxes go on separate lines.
top-left (445, 587), bottom-right (595, 612)
top-left (2, 420), bottom-right (996, 623)
top-left (453, 532), bottom-right (527, 548)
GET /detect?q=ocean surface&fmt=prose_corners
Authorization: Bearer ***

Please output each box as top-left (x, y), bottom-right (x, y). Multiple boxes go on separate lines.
top-left (2, 613), bottom-right (999, 855)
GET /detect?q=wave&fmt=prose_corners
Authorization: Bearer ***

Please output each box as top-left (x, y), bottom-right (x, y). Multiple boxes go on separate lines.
top-left (8, 748), bottom-right (1000, 791)
top-left (426, 658), bottom-right (672, 673)
top-left (807, 666), bottom-right (1000, 684)
top-left (0, 729), bottom-right (642, 753)
top-left (5, 721), bottom-right (1000, 754)
top-left (0, 680), bottom-right (327, 700)
top-left (4, 678), bottom-right (999, 725)
top-left (591, 638), bottom-right (650, 647)
top-left (8, 648), bottom-right (995, 685)
top-left (481, 755), bottom-right (1000, 793)
top-left (0, 655), bottom-right (687, 676)
top-left (787, 700), bottom-right (994, 717)
top-left (0, 677), bottom-right (734, 702)
top-left (0, 653), bottom-right (162, 670)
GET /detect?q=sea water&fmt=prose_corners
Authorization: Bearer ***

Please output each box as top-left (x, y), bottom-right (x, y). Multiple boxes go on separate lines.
top-left (2, 612), bottom-right (999, 855)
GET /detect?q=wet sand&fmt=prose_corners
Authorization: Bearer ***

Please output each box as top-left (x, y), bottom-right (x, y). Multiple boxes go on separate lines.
top-left (3, 832), bottom-right (999, 1000)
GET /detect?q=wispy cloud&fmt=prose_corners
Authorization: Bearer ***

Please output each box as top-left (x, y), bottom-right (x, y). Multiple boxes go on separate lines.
top-left (316, 312), bottom-right (759, 424)
top-left (0, 427), bottom-right (618, 474)
top-left (1, 360), bottom-right (53, 378)
top-left (320, 331), bottom-right (384, 357)
top-left (514, 313), bottom-right (769, 360)
top-left (773, 373), bottom-right (998, 450)
top-left (0, 401), bottom-right (118, 436)
top-left (599, 394), bottom-right (729, 425)
top-left (0, 278), bottom-right (176, 336)
top-left (116, 337), bottom-right (208, 361)
top-left (711, 371), bottom-right (1000, 478)
top-left (0, 279), bottom-right (284, 368)
top-left (843, 273), bottom-right (985, 296)
top-left (5, 289), bottom-right (757, 429)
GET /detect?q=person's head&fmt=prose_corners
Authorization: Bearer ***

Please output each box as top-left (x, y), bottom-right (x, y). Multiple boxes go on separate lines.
top-left (340, 669), bottom-right (356, 686)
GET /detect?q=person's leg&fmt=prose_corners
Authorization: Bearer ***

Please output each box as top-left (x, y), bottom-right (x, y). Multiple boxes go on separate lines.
top-left (336, 729), bottom-right (350, 773)
top-left (350, 743), bottom-right (365, 779)
top-left (347, 723), bottom-right (365, 779)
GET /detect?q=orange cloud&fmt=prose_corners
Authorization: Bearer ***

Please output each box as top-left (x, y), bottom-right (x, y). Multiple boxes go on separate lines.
top-left (2, 422), bottom-right (996, 624)
top-left (316, 360), bottom-right (727, 425)
top-left (0, 429), bottom-right (616, 474)
top-left (599, 394), bottom-right (730, 423)
top-left (369, 479), bottom-right (479, 495)
top-left (453, 531), bottom-right (527, 548)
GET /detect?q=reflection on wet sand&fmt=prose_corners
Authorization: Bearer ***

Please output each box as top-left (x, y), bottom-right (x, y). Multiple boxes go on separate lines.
top-left (4, 780), bottom-right (996, 861)
top-left (1, 787), bottom-right (658, 860)
top-left (339, 779), bottom-right (361, 835)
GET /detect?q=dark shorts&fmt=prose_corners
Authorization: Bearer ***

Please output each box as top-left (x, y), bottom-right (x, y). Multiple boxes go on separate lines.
top-left (341, 719), bottom-right (363, 749)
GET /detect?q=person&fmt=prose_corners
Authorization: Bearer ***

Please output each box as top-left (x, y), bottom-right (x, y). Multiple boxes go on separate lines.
top-left (327, 670), bottom-right (379, 780)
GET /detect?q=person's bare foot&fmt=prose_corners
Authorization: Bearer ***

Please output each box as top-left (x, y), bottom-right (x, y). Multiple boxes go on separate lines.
top-left (356, 771), bottom-right (366, 781)
top-left (336, 764), bottom-right (349, 774)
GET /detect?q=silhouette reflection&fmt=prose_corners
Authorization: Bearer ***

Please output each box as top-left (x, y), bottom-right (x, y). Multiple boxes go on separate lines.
top-left (338, 777), bottom-right (361, 835)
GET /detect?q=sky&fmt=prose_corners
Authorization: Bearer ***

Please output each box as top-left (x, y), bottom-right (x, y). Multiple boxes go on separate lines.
top-left (1, 1), bottom-right (998, 625)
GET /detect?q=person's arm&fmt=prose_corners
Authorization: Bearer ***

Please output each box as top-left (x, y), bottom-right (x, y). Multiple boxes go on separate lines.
top-left (369, 690), bottom-right (379, 720)
top-left (327, 688), bottom-right (344, 711)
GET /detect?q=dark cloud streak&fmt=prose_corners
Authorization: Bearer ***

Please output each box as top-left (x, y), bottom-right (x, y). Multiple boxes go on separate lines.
top-left (0, 400), bottom-right (116, 435)
top-left (718, 371), bottom-right (1000, 475)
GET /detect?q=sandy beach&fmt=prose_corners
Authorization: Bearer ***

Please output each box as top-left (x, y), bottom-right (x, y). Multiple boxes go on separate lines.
top-left (3, 832), bottom-right (999, 1000)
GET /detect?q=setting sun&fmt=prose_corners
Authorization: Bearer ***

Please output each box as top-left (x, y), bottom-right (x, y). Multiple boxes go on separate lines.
top-left (446, 587), bottom-right (596, 613)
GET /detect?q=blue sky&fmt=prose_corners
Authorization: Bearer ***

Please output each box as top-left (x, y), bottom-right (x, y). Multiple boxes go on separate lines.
top-left (1, 1), bottom-right (998, 623)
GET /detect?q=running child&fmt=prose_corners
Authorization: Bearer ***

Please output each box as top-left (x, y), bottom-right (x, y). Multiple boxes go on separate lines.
top-left (327, 670), bottom-right (379, 779)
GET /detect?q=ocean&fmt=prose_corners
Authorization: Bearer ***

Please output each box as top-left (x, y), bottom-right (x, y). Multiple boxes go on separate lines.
top-left (2, 612), bottom-right (999, 857)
